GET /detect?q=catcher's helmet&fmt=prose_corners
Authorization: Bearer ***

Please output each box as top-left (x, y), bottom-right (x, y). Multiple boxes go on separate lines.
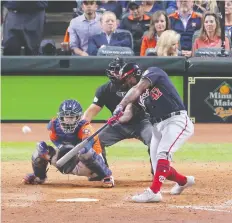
top-left (106, 58), bottom-right (142, 86)
top-left (57, 99), bottom-right (82, 133)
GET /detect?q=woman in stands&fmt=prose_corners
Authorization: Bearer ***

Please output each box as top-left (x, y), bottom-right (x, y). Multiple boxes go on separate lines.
top-left (155, 30), bottom-right (180, 56)
top-left (192, 12), bottom-right (230, 56)
top-left (225, 0), bottom-right (232, 43)
top-left (140, 10), bottom-right (170, 56)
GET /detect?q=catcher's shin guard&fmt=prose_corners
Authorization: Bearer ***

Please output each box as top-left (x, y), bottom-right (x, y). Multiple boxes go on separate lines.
top-left (56, 145), bottom-right (78, 174)
top-left (78, 147), bottom-right (112, 180)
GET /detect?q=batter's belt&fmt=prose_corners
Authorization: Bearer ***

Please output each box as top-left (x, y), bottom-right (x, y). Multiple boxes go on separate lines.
top-left (152, 110), bottom-right (186, 123)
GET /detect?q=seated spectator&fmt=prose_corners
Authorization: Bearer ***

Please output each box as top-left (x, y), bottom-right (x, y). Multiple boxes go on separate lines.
top-left (2, 0), bottom-right (47, 55)
top-left (87, 11), bottom-right (132, 56)
top-left (69, 1), bottom-right (102, 56)
top-left (142, 1), bottom-right (163, 16)
top-left (140, 10), bottom-right (170, 56)
top-left (98, 0), bottom-right (122, 20)
top-left (156, 30), bottom-right (180, 56)
top-left (119, 1), bottom-right (150, 55)
top-left (193, 0), bottom-right (219, 14)
top-left (192, 12), bottom-right (230, 56)
top-left (169, 0), bottom-right (201, 57)
top-left (225, 0), bottom-right (232, 43)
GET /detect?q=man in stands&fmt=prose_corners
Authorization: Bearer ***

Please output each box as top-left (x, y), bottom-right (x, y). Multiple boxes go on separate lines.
top-left (69, 1), bottom-right (102, 56)
top-left (169, 0), bottom-right (201, 58)
top-left (87, 11), bottom-right (132, 56)
top-left (2, 1), bottom-right (47, 55)
top-left (119, 1), bottom-right (150, 56)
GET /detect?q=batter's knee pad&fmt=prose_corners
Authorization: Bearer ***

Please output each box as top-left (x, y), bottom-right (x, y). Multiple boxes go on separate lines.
top-left (56, 144), bottom-right (78, 174)
top-left (78, 147), bottom-right (112, 180)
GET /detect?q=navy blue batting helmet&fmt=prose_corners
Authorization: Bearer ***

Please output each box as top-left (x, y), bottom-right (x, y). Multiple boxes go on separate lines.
top-left (106, 57), bottom-right (142, 85)
top-left (57, 99), bottom-right (83, 133)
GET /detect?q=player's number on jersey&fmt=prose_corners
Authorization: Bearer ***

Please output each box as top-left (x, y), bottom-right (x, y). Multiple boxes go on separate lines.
top-left (150, 87), bottom-right (163, 100)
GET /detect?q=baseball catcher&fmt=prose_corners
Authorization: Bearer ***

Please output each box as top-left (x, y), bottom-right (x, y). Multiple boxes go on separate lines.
top-left (22, 99), bottom-right (114, 188)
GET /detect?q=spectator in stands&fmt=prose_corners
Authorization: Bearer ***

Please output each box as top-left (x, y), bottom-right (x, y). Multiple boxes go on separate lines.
top-left (119, 1), bottom-right (150, 55)
top-left (193, 0), bottom-right (219, 14)
top-left (140, 10), bottom-right (170, 56)
top-left (225, 0), bottom-right (232, 43)
top-left (192, 12), bottom-right (230, 56)
top-left (69, 1), bottom-right (101, 56)
top-left (98, 0), bottom-right (122, 20)
top-left (169, 0), bottom-right (201, 57)
top-left (142, 1), bottom-right (163, 16)
top-left (156, 30), bottom-right (180, 56)
top-left (87, 11), bottom-right (132, 56)
top-left (2, 1), bottom-right (47, 55)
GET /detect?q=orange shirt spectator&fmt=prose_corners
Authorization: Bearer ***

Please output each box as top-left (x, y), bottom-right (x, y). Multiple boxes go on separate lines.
top-left (192, 12), bottom-right (231, 56)
top-left (192, 36), bottom-right (230, 54)
top-left (140, 10), bottom-right (170, 56)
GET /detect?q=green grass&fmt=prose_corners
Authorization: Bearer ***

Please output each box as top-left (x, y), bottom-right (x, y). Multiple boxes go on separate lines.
top-left (1, 141), bottom-right (232, 162)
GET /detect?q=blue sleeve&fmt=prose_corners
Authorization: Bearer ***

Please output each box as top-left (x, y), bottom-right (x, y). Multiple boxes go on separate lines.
top-left (141, 67), bottom-right (163, 86)
top-left (87, 36), bottom-right (98, 56)
top-left (166, 0), bottom-right (177, 14)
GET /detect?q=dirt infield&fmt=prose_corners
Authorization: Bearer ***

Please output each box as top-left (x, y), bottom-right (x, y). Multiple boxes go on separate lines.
top-left (1, 124), bottom-right (232, 223)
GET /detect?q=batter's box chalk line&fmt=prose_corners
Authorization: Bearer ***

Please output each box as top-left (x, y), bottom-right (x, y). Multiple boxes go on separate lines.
top-left (56, 198), bottom-right (99, 202)
top-left (170, 200), bottom-right (232, 213)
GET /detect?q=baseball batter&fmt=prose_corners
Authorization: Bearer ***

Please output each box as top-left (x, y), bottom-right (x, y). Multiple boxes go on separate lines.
top-left (112, 65), bottom-right (195, 202)
top-left (83, 58), bottom-right (154, 177)
top-left (23, 99), bottom-right (114, 188)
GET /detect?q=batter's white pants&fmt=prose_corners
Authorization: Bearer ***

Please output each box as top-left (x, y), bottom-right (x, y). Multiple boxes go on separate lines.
top-left (150, 111), bottom-right (194, 174)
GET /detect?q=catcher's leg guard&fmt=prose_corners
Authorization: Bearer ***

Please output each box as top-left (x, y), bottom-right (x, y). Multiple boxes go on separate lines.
top-left (78, 147), bottom-right (112, 180)
top-left (56, 145), bottom-right (78, 174)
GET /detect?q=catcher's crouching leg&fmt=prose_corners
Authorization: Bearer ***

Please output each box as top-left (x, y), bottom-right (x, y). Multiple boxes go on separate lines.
top-left (78, 147), bottom-right (114, 188)
top-left (23, 141), bottom-right (56, 184)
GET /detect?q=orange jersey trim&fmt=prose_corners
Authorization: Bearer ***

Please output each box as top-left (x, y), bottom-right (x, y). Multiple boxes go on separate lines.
top-left (63, 28), bottom-right (70, 43)
top-left (128, 14), bottom-right (150, 21)
top-left (169, 11), bottom-right (200, 19)
top-left (48, 118), bottom-right (58, 141)
top-left (78, 122), bottom-right (102, 154)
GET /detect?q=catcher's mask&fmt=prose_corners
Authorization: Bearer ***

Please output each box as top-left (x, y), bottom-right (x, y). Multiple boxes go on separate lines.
top-left (58, 99), bottom-right (82, 133)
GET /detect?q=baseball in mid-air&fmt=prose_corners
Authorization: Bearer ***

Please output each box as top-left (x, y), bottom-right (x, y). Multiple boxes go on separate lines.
top-left (22, 125), bottom-right (32, 134)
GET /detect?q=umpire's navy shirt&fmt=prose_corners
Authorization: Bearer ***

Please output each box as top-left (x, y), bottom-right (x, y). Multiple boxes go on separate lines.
top-left (138, 67), bottom-right (185, 118)
top-left (93, 81), bottom-right (147, 122)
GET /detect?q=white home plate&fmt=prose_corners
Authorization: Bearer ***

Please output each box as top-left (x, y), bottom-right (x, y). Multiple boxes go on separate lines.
top-left (57, 198), bottom-right (99, 202)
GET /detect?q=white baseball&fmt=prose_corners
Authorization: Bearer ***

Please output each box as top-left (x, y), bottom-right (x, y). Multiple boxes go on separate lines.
top-left (22, 125), bottom-right (32, 134)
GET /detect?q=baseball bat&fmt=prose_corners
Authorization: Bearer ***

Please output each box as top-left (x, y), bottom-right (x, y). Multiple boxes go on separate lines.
top-left (56, 122), bottom-right (109, 168)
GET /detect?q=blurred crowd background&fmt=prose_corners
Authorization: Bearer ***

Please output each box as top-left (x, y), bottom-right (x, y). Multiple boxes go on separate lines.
top-left (1, 0), bottom-right (232, 57)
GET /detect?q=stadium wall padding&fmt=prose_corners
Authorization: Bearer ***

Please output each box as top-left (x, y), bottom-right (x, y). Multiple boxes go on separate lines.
top-left (1, 76), bottom-right (183, 121)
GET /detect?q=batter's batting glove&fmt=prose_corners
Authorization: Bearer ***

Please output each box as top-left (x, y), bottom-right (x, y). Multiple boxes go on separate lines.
top-left (113, 104), bottom-right (124, 116)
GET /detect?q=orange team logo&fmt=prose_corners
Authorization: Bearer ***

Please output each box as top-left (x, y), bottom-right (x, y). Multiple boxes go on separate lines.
top-left (219, 85), bottom-right (230, 95)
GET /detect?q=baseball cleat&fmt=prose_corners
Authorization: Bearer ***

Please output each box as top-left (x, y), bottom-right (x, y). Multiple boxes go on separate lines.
top-left (102, 176), bottom-right (115, 188)
top-left (22, 173), bottom-right (46, 185)
top-left (170, 176), bottom-right (195, 195)
top-left (22, 173), bottom-right (36, 184)
top-left (132, 188), bottom-right (162, 203)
